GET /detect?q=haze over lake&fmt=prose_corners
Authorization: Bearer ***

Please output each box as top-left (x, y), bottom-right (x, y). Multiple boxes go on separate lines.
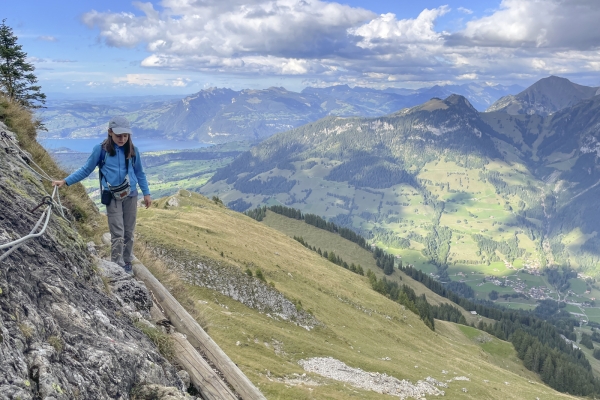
top-left (40, 137), bottom-right (212, 153)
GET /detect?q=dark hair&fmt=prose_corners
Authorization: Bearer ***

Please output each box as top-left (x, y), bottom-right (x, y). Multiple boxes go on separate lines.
top-left (101, 132), bottom-right (135, 159)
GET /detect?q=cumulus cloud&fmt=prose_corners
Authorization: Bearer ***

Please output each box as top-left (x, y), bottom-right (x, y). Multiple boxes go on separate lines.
top-left (82, 0), bottom-right (374, 58)
top-left (350, 7), bottom-right (449, 49)
top-left (453, 0), bottom-right (600, 49)
top-left (81, 0), bottom-right (600, 87)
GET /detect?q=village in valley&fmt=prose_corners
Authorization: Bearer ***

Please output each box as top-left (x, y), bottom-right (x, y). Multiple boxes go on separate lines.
top-left (424, 263), bottom-right (600, 326)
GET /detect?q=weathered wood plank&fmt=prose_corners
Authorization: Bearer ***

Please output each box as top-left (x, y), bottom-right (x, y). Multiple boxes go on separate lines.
top-left (133, 262), bottom-right (266, 400)
top-left (171, 332), bottom-right (238, 400)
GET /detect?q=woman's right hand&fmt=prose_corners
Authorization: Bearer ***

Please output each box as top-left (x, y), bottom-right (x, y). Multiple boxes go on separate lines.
top-left (52, 180), bottom-right (66, 187)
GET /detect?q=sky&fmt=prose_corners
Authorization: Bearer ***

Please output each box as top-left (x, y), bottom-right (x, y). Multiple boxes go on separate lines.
top-left (4, 0), bottom-right (600, 98)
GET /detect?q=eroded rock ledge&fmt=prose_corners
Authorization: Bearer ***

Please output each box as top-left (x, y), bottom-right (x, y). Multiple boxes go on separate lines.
top-left (147, 246), bottom-right (322, 330)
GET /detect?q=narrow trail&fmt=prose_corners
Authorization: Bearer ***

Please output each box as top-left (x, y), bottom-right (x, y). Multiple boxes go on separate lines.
top-left (539, 179), bottom-right (558, 268)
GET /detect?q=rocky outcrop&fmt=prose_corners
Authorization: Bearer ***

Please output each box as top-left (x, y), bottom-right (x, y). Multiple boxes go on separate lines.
top-left (0, 123), bottom-right (189, 399)
top-left (149, 246), bottom-right (321, 330)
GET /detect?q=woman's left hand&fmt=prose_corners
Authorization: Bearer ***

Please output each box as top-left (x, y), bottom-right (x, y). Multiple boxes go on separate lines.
top-left (143, 195), bottom-right (152, 209)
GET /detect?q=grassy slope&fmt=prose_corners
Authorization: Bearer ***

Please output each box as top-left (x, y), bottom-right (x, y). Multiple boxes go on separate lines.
top-left (134, 191), bottom-right (576, 399)
top-left (260, 211), bottom-right (493, 325)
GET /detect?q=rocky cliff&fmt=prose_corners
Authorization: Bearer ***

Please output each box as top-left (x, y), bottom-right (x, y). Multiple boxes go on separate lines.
top-left (0, 119), bottom-right (191, 399)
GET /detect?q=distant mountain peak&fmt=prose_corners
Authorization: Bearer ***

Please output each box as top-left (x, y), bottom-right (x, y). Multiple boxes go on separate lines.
top-left (486, 75), bottom-right (599, 116)
top-left (408, 94), bottom-right (477, 115)
top-left (445, 94), bottom-right (476, 109)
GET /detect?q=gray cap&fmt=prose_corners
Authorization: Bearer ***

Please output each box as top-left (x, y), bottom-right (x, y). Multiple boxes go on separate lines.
top-left (108, 116), bottom-right (132, 135)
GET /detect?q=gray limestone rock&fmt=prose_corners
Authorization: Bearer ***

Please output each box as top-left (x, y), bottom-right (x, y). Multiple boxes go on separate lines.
top-left (132, 384), bottom-right (196, 399)
top-left (86, 241), bottom-right (97, 255)
top-left (177, 369), bottom-right (191, 390)
top-left (96, 258), bottom-right (153, 312)
top-left (149, 247), bottom-right (322, 330)
top-left (167, 196), bottom-right (180, 207)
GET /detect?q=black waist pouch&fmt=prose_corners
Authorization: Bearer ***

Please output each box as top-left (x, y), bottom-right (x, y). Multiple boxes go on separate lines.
top-left (101, 189), bottom-right (112, 206)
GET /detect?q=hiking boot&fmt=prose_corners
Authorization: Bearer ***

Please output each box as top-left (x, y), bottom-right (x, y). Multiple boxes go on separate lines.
top-left (123, 262), bottom-right (133, 274)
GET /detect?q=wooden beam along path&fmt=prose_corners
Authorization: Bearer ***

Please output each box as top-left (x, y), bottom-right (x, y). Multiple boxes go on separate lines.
top-left (133, 261), bottom-right (266, 400)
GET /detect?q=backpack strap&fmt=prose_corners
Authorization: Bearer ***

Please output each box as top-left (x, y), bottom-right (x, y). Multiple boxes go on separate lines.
top-left (98, 147), bottom-right (136, 191)
top-left (98, 147), bottom-right (107, 193)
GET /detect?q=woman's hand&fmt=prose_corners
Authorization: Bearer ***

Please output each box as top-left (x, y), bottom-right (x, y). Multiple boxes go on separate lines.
top-left (52, 180), bottom-right (66, 187)
top-left (143, 195), bottom-right (152, 209)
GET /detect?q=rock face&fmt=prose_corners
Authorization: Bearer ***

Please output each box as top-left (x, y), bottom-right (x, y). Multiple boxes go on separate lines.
top-left (0, 124), bottom-right (186, 399)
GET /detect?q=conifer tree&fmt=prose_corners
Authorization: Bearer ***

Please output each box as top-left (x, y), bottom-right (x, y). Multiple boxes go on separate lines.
top-left (541, 356), bottom-right (554, 384)
top-left (523, 347), bottom-right (534, 370)
top-left (0, 19), bottom-right (45, 108)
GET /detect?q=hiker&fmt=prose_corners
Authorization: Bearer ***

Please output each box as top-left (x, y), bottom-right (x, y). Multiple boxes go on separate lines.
top-left (52, 116), bottom-right (151, 273)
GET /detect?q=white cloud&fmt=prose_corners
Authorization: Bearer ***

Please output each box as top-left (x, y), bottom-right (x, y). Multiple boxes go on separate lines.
top-left (350, 7), bottom-right (449, 49)
top-left (113, 74), bottom-right (192, 87)
top-left (454, 0), bottom-right (600, 49)
top-left (28, 57), bottom-right (47, 63)
top-left (532, 59), bottom-right (546, 70)
top-left (38, 35), bottom-right (57, 42)
top-left (83, 0), bottom-right (374, 57)
top-left (80, 0), bottom-right (600, 87)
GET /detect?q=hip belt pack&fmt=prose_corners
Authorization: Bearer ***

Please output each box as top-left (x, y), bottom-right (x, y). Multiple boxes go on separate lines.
top-left (108, 175), bottom-right (131, 200)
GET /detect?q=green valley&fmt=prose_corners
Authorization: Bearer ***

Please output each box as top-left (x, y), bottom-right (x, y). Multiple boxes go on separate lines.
top-left (198, 82), bottom-right (600, 325)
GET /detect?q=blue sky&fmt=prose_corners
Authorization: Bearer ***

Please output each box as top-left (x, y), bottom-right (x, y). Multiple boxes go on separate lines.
top-left (4, 0), bottom-right (600, 98)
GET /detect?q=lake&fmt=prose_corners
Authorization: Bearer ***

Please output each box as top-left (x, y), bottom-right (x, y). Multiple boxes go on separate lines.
top-left (39, 137), bottom-right (212, 153)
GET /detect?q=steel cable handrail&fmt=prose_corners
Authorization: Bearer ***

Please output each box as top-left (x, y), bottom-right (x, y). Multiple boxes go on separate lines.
top-left (0, 186), bottom-right (56, 262)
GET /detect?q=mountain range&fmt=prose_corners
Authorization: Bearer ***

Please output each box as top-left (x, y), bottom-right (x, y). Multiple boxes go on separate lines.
top-left (38, 82), bottom-right (522, 143)
top-left (200, 76), bottom-right (600, 277)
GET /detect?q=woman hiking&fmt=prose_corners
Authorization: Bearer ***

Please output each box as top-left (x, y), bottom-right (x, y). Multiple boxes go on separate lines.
top-left (52, 116), bottom-right (152, 273)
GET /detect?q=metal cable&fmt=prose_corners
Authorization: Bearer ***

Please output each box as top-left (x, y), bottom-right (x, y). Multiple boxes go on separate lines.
top-left (0, 156), bottom-right (68, 262)
top-left (0, 188), bottom-right (55, 261)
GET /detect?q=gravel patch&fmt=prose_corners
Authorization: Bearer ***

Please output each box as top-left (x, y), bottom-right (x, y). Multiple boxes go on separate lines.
top-left (298, 357), bottom-right (446, 399)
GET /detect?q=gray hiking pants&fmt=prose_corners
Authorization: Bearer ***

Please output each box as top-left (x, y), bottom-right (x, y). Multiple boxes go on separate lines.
top-left (106, 195), bottom-right (137, 266)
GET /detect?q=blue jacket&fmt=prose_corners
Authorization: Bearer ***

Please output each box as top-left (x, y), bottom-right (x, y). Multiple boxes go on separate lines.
top-left (65, 143), bottom-right (150, 196)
